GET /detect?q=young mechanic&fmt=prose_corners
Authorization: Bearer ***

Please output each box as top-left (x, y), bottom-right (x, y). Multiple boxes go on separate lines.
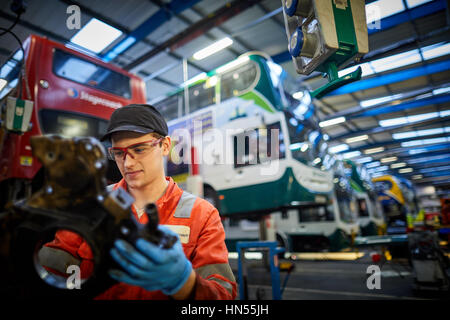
top-left (41, 104), bottom-right (236, 300)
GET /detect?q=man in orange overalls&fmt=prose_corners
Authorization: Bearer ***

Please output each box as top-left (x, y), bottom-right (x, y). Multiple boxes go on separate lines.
top-left (40, 104), bottom-right (236, 300)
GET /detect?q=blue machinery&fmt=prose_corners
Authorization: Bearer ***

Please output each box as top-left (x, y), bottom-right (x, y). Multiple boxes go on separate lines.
top-left (236, 241), bottom-right (286, 300)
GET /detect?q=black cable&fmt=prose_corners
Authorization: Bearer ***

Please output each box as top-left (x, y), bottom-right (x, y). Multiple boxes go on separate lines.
top-left (0, 27), bottom-right (24, 57)
top-left (0, 27), bottom-right (30, 99)
top-left (0, 12), bottom-right (21, 37)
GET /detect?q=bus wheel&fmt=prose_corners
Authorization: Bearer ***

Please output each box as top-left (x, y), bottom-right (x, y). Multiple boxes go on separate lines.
top-left (203, 186), bottom-right (220, 210)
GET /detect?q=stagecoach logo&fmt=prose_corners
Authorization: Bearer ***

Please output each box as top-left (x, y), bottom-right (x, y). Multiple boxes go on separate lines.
top-left (80, 91), bottom-right (122, 109)
top-left (67, 88), bottom-right (78, 98)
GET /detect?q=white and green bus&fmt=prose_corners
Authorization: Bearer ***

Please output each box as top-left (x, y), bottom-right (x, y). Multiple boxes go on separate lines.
top-left (343, 159), bottom-right (386, 236)
top-left (155, 52), bottom-right (355, 251)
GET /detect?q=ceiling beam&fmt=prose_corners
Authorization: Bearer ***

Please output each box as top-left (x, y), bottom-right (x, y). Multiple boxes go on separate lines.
top-left (327, 58), bottom-right (450, 96)
top-left (124, 0), bottom-right (263, 71)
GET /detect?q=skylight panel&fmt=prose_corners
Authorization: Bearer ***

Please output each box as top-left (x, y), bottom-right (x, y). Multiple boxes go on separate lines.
top-left (366, 0), bottom-right (405, 24)
top-left (370, 49), bottom-right (422, 73)
top-left (406, 0), bottom-right (433, 9)
top-left (70, 18), bottom-right (123, 54)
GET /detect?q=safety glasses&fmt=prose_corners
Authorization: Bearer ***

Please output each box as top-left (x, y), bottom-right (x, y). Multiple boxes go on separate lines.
top-left (108, 138), bottom-right (163, 162)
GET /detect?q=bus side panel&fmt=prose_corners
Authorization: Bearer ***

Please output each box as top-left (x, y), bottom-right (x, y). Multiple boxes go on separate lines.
top-left (0, 36), bottom-right (42, 181)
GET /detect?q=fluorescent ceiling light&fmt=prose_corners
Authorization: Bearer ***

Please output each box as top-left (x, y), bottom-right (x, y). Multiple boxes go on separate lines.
top-left (379, 111), bottom-right (449, 127)
top-left (381, 156), bottom-right (398, 163)
top-left (408, 148), bottom-right (427, 155)
top-left (193, 37), bottom-right (233, 60)
top-left (364, 147), bottom-right (385, 154)
top-left (399, 168), bottom-right (413, 173)
top-left (356, 156), bottom-right (372, 164)
top-left (338, 62), bottom-right (374, 78)
top-left (216, 56), bottom-right (249, 74)
top-left (370, 165), bottom-right (389, 172)
top-left (366, 161), bottom-right (381, 168)
top-left (393, 127), bottom-right (449, 140)
top-left (421, 42), bottom-right (450, 60)
top-left (407, 154), bottom-right (450, 164)
top-left (390, 162), bottom-right (406, 169)
top-left (433, 86), bottom-right (450, 95)
top-left (0, 79), bottom-right (7, 92)
top-left (343, 151), bottom-right (361, 159)
top-left (345, 135), bottom-right (369, 144)
top-left (420, 165), bottom-right (450, 173)
top-left (180, 72), bottom-right (207, 88)
top-left (406, 0), bottom-right (433, 9)
top-left (339, 41), bottom-right (450, 81)
top-left (313, 157), bottom-right (321, 165)
top-left (329, 144), bottom-right (349, 154)
top-left (370, 49), bottom-right (422, 73)
top-left (360, 94), bottom-right (403, 108)
top-left (366, 0), bottom-right (405, 24)
top-left (319, 117), bottom-right (346, 128)
top-left (412, 174), bottom-right (423, 180)
top-left (401, 136), bottom-right (450, 147)
top-left (70, 18), bottom-right (123, 54)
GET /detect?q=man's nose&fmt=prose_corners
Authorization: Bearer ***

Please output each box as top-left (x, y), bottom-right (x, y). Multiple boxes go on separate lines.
top-left (123, 152), bottom-right (136, 167)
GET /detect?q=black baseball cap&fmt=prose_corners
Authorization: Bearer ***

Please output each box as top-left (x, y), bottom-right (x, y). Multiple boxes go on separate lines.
top-left (100, 104), bottom-right (168, 141)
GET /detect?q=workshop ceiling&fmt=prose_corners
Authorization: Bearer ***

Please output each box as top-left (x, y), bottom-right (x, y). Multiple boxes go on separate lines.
top-left (0, 0), bottom-right (449, 191)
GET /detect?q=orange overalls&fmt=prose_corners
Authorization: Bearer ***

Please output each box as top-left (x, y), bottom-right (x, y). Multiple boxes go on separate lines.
top-left (42, 177), bottom-right (236, 300)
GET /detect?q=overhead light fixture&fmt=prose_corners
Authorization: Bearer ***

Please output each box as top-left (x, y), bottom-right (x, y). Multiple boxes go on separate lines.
top-left (390, 162), bottom-right (406, 169)
top-left (180, 72), bottom-right (207, 88)
top-left (193, 37), bottom-right (233, 60)
top-left (399, 167), bottom-right (413, 173)
top-left (412, 174), bottom-right (423, 180)
top-left (313, 157), bottom-right (321, 164)
top-left (356, 156), bottom-right (372, 164)
top-left (364, 147), bottom-right (385, 154)
top-left (433, 86), bottom-right (450, 95)
top-left (70, 18), bottom-right (123, 54)
top-left (343, 151), bottom-right (361, 159)
top-left (329, 144), bottom-right (349, 154)
top-left (215, 56), bottom-right (249, 74)
top-left (381, 156), bottom-right (398, 163)
top-left (393, 127), bottom-right (449, 140)
top-left (360, 94), bottom-right (403, 108)
top-left (319, 117), bottom-right (346, 128)
top-left (379, 110), bottom-right (450, 127)
top-left (346, 135), bottom-right (369, 144)
top-left (401, 136), bottom-right (450, 147)
top-left (366, 161), bottom-right (381, 168)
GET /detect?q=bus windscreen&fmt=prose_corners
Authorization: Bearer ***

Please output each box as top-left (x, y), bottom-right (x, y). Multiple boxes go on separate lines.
top-left (52, 49), bottom-right (131, 99)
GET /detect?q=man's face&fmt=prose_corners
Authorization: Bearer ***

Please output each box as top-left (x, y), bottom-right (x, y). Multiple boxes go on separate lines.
top-left (111, 131), bottom-right (171, 190)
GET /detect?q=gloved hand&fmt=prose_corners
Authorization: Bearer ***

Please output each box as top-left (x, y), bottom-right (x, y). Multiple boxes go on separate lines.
top-left (109, 225), bottom-right (192, 296)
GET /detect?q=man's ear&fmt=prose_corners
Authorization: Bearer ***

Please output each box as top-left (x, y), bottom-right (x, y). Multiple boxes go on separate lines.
top-left (161, 136), bottom-right (171, 156)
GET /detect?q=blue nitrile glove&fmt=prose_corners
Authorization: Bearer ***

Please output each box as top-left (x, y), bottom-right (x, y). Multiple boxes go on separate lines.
top-left (109, 225), bottom-right (192, 296)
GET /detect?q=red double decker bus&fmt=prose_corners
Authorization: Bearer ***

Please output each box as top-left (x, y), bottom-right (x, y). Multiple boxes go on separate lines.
top-left (0, 35), bottom-right (146, 206)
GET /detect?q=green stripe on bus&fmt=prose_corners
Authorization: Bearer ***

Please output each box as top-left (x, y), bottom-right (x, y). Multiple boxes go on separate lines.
top-left (12, 99), bottom-right (25, 131)
top-left (240, 91), bottom-right (275, 113)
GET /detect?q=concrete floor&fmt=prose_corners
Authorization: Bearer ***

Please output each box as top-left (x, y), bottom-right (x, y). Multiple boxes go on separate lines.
top-left (228, 249), bottom-right (450, 300)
